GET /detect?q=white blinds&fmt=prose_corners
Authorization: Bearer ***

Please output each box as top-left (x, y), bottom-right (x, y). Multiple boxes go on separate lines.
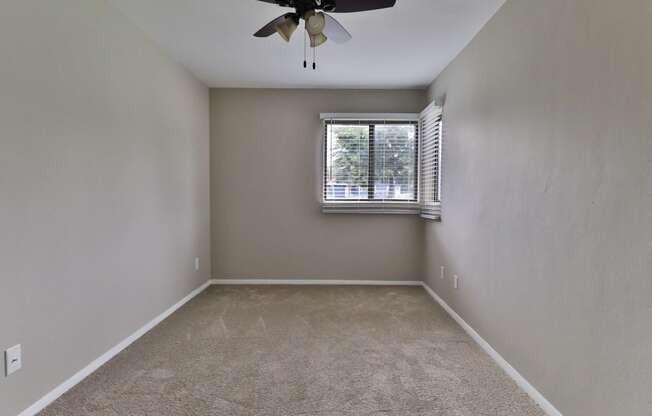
top-left (419, 103), bottom-right (443, 220)
top-left (321, 114), bottom-right (420, 214)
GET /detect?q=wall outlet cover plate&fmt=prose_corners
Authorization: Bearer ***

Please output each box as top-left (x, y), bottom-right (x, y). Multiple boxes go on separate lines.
top-left (5, 344), bottom-right (22, 376)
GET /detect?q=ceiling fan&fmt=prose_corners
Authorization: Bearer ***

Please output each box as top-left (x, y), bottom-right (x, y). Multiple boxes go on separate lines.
top-left (254, 0), bottom-right (397, 69)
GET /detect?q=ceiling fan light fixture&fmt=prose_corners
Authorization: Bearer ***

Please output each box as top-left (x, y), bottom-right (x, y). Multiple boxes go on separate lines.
top-left (253, 0), bottom-right (395, 68)
top-left (275, 16), bottom-right (298, 42)
top-left (309, 32), bottom-right (328, 48)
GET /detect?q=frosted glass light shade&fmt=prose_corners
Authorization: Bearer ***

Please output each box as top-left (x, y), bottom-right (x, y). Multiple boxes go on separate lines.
top-left (276, 17), bottom-right (298, 42)
top-left (305, 11), bottom-right (326, 36)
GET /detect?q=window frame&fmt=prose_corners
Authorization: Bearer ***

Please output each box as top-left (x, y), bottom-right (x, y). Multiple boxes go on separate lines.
top-left (320, 113), bottom-right (421, 214)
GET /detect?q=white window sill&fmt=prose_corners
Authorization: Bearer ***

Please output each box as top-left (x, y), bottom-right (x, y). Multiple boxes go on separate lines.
top-left (321, 202), bottom-right (420, 215)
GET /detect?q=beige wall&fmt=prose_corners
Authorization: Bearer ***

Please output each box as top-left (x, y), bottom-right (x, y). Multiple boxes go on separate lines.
top-left (6, 0), bottom-right (650, 414)
top-left (0, 1), bottom-right (211, 415)
top-left (211, 89), bottom-right (426, 281)
top-left (424, 0), bottom-right (652, 414)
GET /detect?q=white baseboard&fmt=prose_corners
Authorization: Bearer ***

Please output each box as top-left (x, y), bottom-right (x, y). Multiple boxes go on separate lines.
top-left (210, 279), bottom-right (423, 286)
top-left (421, 283), bottom-right (562, 416)
top-left (18, 280), bottom-right (212, 416)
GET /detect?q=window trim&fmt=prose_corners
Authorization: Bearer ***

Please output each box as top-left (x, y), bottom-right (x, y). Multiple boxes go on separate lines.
top-left (320, 113), bottom-right (420, 215)
top-left (320, 113), bottom-right (421, 121)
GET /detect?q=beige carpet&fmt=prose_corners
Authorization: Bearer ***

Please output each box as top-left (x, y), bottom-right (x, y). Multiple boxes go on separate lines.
top-left (40, 285), bottom-right (545, 415)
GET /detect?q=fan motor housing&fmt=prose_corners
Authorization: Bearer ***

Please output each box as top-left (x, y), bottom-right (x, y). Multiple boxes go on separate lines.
top-left (274, 0), bottom-right (337, 14)
top-left (322, 1), bottom-right (337, 11)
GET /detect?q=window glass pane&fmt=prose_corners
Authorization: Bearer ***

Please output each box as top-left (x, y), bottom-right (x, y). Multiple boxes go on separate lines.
top-left (373, 124), bottom-right (417, 201)
top-left (325, 124), bottom-right (369, 200)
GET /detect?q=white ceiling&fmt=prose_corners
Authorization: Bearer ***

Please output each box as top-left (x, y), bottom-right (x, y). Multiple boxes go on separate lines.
top-left (108, 0), bottom-right (505, 89)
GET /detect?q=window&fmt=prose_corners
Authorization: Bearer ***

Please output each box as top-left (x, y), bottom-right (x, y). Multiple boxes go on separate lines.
top-left (419, 103), bottom-right (443, 220)
top-left (321, 114), bottom-right (420, 214)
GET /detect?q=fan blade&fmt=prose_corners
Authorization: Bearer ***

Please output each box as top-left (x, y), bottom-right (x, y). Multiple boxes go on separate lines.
top-left (254, 13), bottom-right (291, 37)
top-left (332, 0), bottom-right (397, 13)
top-left (323, 14), bottom-right (352, 43)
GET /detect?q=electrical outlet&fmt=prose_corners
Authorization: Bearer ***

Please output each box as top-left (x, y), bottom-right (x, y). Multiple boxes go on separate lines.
top-left (440, 266), bottom-right (445, 280)
top-left (454, 275), bottom-right (460, 290)
top-left (5, 344), bottom-right (22, 376)
top-left (194, 257), bottom-right (200, 271)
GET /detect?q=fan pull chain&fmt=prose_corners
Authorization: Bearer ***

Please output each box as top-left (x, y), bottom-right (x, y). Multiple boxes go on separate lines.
top-left (313, 45), bottom-right (316, 70)
top-left (303, 30), bottom-right (307, 68)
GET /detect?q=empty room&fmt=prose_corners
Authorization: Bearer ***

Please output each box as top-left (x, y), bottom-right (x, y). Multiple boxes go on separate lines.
top-left (2, 0), bottom-right (651, 415)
